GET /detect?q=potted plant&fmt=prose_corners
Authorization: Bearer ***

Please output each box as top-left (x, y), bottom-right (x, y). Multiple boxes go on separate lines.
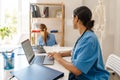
top-left (0, 25), bottom-right (16, 44)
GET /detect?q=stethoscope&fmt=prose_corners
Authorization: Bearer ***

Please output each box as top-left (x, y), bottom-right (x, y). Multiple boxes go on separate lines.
top-left (71, 29), bottom-right (88, 59)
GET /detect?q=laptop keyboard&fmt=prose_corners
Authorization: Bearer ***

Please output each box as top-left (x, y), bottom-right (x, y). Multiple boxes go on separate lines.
top-left (37, 46), bottom-right (46, 53)
top-left (33, 56), bottom-right (45, 64)
top-left (32, 55), bottom-right (54, 65)
top-left (43, 56), bottom-right (54, 65)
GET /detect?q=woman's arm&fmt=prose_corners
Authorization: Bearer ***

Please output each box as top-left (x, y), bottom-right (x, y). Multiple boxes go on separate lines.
top-left (53, 53), bottom-right (82, 76)
top-left (48, 50), bottom-right (71, 58)
top-left (59, 50), bottom-right (71, 57)
top-left (48, 51), bottom-right (82, 76)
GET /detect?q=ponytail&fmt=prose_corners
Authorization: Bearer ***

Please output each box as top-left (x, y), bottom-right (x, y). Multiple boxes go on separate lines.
top-left (43, 28), bottom-right (47, 45)
top-left (86, 20), bottom-right (95, 30)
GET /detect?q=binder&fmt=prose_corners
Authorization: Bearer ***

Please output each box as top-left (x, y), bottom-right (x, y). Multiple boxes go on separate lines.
top-left (11, 64), bottom-right (64, 80)
top-left (31, 5), bottom-right (41, 17)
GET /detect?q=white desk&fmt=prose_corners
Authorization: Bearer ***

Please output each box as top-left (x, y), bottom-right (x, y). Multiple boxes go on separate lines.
top-left (0, 46), bottom-right (72, 80)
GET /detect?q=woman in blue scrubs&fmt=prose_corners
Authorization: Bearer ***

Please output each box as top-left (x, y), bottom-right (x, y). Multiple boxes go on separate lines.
top-left (48, 6), bottom-right (110, 80)
top-left (37, 24), bottom-right (57, 46)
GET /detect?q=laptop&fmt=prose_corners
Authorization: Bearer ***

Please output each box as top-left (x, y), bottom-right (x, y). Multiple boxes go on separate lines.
top-left (32, 45), bottom-right (46, 53)
top-left (21, 39), bottom-right (54, 65)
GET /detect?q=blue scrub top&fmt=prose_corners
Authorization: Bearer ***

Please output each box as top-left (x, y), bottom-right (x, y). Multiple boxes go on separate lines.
top-left (38, 33), bottom-right (57, 46)
top-left (69, 30), bottom-right (110, 80)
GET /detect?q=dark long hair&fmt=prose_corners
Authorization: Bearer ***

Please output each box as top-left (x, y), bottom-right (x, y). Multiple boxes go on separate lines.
top-left (73, 6), bottom-right (95, 30)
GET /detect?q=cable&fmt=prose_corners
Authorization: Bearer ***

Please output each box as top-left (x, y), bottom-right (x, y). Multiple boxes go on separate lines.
top-left (9, 76), bottom-right (15, 80)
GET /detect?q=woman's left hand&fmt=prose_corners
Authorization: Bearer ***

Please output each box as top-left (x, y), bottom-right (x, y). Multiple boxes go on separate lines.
top-left (53, 53), bottom-right (62, 61)
top-left (48, 52), bottom-right (62, 61)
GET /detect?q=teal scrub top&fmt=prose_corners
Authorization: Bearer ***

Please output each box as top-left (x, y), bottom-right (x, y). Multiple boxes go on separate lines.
top-left (38, 33), bottom-right (57, 46)
top-left (69, 30), bottom-right (110, 80)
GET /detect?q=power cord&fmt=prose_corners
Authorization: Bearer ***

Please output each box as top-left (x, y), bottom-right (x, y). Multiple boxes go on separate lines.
top-left (9, 76), bottom-right (15, 80)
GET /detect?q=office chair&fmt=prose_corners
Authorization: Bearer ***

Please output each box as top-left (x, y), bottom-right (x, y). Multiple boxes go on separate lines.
top-left (106, 54), bottom-right (120, 80)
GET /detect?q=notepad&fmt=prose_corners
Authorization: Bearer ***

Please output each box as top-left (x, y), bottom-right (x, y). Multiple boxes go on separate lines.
top-left (11, 64), bottom-right (64, 80)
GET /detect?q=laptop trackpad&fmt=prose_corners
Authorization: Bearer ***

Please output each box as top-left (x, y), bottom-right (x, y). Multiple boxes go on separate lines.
top-left (43, 56), bottom-right (54, 65)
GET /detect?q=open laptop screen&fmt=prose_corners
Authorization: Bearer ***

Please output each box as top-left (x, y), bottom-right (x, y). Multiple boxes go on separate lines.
top-left (21, 39), bottom-right (34, 63)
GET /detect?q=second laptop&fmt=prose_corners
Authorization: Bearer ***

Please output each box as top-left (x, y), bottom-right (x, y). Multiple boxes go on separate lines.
top-left (21, 39), bottom-right (54, 65)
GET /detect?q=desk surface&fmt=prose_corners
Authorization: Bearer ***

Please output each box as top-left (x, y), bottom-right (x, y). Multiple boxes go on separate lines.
top-left (0, 46), bottom-right (72, 80)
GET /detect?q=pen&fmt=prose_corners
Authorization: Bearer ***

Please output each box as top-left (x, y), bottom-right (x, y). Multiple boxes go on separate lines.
top-left (2, 52), bottom-right (8, 59)
top-left (10, 52), bottom-right (15, 59)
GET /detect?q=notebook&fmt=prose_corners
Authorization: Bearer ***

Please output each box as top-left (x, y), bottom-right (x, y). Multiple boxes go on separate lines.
top-left (21, 39), bottom-right (54, 65)
top-left (11, 64), bottom-right (64, 80)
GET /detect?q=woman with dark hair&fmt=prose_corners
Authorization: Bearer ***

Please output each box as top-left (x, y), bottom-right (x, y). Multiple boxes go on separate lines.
top-left (38, 24), bottom-right (57, 46)
top-left (48, 6), bottom-right (110, 80)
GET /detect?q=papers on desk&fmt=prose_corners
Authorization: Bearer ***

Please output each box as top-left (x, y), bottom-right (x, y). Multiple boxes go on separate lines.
top-left (44, 46), bottom-right (73, 53)
top-left (0, 45), bottom-right (21, 53)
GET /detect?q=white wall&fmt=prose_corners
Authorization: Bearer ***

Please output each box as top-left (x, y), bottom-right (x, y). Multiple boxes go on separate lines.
top-left (114, 0), bottom-right (120, 56)
top-left (36, 0), bottom-right (82, 47)
top-left (104, 0), bottom-right (120, 59)
top-left (103, 0), bottom-right (116, 62)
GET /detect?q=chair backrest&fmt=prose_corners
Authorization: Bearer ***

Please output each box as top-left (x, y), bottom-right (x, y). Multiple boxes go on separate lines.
top-left (106, 54), bottom-right (120, 76)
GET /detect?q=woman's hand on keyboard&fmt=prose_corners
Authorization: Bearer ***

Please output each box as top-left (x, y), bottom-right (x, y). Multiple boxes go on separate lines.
top-left (48, 52), bottom-right (56, 58)
top-left (48, 52), bottom-right (62, 61)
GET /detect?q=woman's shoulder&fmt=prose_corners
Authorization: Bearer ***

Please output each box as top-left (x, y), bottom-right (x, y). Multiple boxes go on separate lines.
top-left (82, 30), bottom-right (99, 44)
top-left (48, 33), bottom-right (55, 37)
top-left (85, 30), bottom-right (97, 39)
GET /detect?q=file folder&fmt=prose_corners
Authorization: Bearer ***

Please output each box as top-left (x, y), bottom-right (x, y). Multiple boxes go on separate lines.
top-left (11, 64), bottom-right (64, 80)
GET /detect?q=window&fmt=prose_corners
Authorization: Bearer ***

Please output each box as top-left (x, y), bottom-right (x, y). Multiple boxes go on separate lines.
top-left (0, 0), bottom-right (18, 44)
top-left (0, 0), bottom-right (30, 45)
